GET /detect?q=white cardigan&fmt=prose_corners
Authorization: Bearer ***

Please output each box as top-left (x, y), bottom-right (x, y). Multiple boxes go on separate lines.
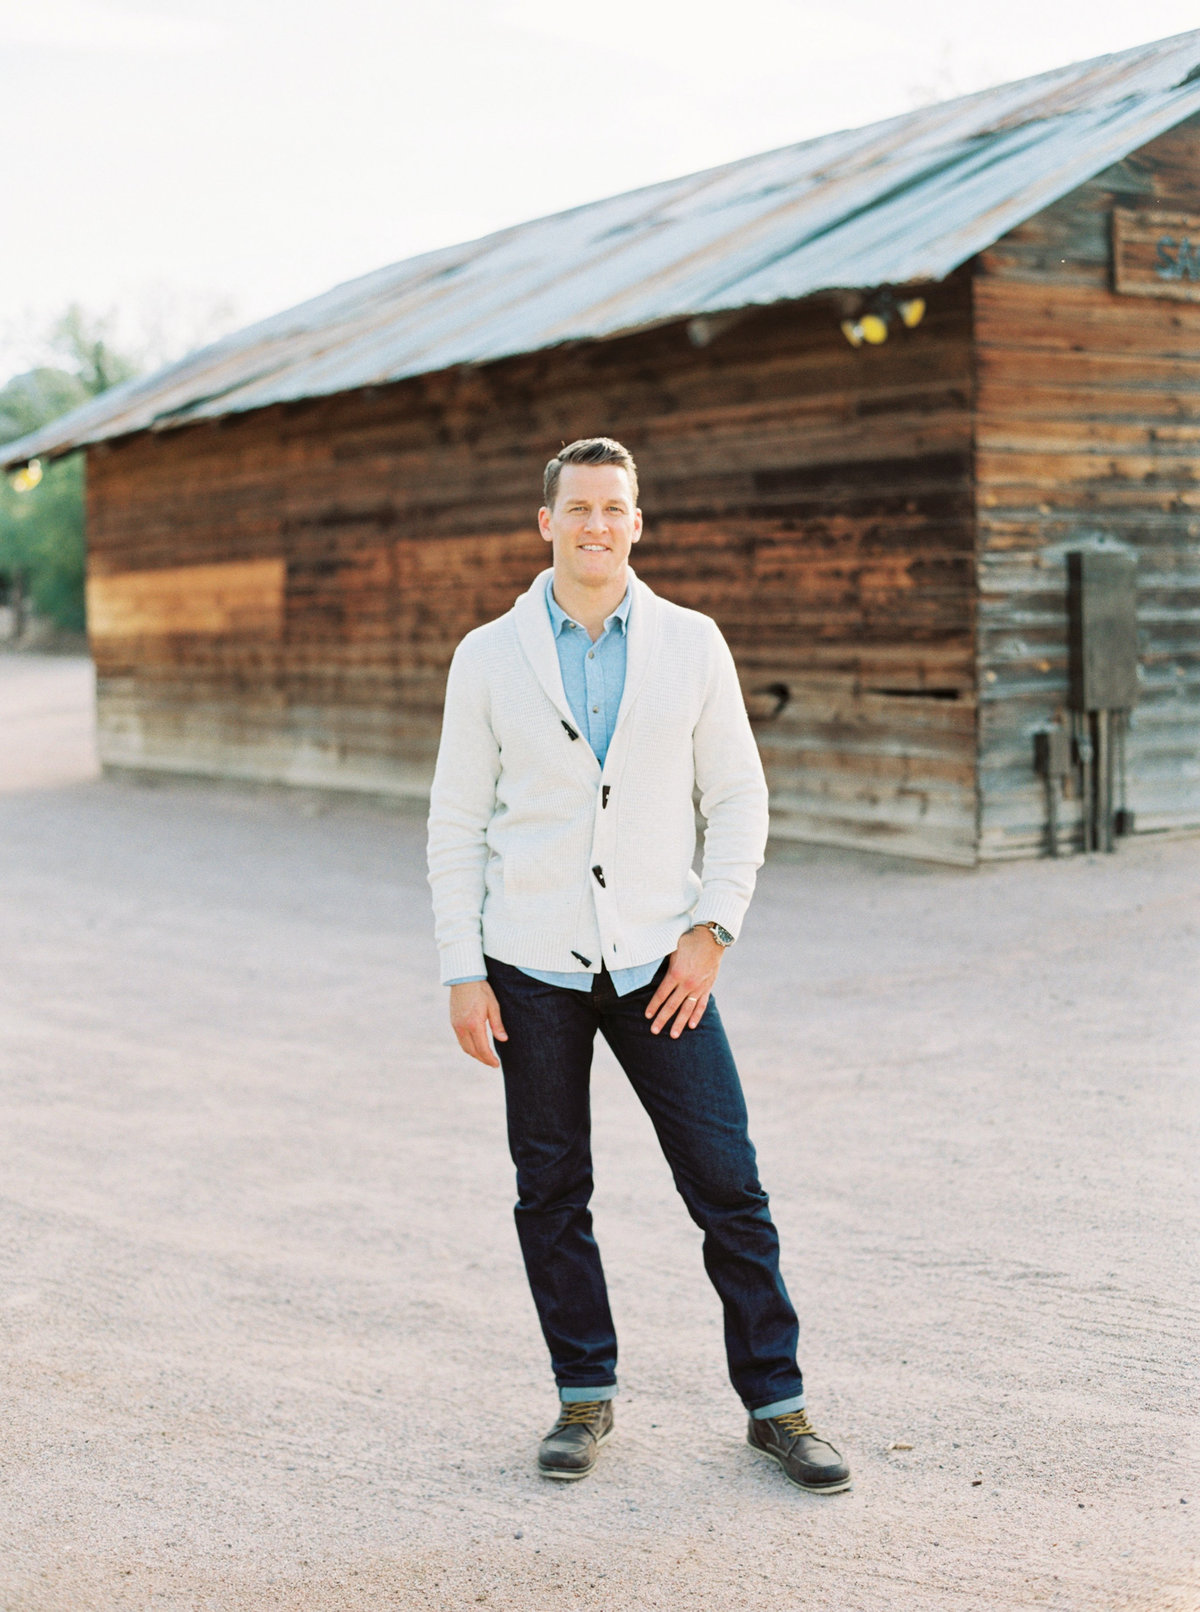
top-left (426, 567), bottom-right (769, 985)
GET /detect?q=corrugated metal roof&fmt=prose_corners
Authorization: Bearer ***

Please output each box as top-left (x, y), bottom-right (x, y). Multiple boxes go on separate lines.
top-left (6, 29), bottom-right (1200, 470)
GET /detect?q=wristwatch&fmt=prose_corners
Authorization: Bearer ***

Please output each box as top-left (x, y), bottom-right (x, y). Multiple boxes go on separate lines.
top-left (694, 920), bottom-right (735, 947)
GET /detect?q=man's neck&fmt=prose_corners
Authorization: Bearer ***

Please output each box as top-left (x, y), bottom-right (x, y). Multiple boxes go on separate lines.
top-left (550, 566), bottom-right (629, 642)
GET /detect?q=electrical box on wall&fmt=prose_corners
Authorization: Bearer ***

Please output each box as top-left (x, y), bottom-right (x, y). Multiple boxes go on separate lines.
top-left (1066, 551), bottom-right (1139, 712)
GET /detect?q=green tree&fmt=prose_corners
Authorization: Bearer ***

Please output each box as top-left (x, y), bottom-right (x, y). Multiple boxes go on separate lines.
top-left (0, 306), bottom-right (141, 632)
top-left (52, 303), bottom-right (139, 396)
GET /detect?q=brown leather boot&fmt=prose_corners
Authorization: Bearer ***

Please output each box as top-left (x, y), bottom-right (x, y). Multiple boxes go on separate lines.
top-left (537, 1399), bottom-right (614, 1481)
top-left (747, 1408), bottom-right (851, 1493)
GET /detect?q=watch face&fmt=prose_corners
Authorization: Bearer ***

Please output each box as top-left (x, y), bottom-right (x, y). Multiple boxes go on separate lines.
top-left (710, 923), bottom-right (734, 946)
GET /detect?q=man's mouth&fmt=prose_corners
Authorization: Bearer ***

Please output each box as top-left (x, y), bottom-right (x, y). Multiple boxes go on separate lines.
top-left (579, 544), bottom-right (609, 552)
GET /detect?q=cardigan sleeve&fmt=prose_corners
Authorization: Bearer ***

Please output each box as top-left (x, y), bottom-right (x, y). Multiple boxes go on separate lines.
top-left (426, 635), bottom-right (502, 984)
top-left (690, 620), bottom-right (769, 939)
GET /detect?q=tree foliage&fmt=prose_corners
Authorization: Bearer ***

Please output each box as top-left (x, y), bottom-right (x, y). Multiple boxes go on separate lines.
top-left (0, 307), bottom-right (141, 632)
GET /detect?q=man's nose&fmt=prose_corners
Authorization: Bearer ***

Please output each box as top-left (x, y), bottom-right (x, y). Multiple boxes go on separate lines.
top-left (583, 507), bottom-right (609, 534)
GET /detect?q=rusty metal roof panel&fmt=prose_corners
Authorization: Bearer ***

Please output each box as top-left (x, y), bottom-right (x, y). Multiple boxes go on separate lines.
top-left (6, 29), bottom-right (1200, 468)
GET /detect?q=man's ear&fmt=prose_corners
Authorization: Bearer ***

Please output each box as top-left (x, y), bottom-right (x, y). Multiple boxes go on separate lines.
top-left (631, 509), bottom-right (643, 544)
top-left (537, 505), bottom-right (553, 543)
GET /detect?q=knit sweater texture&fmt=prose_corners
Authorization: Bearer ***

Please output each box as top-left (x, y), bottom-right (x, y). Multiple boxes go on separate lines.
top-left (426, 566), bottom-right (769, 985)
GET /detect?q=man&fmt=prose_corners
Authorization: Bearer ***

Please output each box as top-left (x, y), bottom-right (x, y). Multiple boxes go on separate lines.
top-left (426, 437), bottom-right (849, 1493)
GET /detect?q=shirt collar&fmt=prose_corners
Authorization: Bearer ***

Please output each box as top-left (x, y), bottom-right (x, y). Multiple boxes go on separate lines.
top-left (545, 573), bottom-right (632, 638)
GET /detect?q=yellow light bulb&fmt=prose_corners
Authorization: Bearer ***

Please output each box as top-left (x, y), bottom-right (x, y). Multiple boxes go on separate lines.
top-left (11, 459), bottom-right (43, 492)
top-left (859, 314), bottom-right (889, 345)
top-left (899, 297), bottom-right (926, 329)
top-left (840, 319), bottom-right (864, 347)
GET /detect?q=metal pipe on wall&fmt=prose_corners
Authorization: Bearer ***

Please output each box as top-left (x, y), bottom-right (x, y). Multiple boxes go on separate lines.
top-left (1075, 710), bottom-right (1094, 853)
top-left (1096, 710), bottom-right (1112, 854)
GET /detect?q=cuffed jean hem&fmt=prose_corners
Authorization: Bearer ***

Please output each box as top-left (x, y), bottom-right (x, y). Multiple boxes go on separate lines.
top-left (559, 1383), bottom-right (618, 1403)
top-left (750, 1393), bottom-right (806, 1419)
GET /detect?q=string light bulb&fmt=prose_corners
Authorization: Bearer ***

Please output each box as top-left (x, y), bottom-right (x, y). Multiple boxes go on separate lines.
top-left (10, 459), bottom-right (43, 493)
top-left (840, 291), bottom-right (928, 346)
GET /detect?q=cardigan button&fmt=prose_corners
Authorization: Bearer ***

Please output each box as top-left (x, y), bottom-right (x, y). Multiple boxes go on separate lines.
top-left (591, 865), bottom-right (606, 887)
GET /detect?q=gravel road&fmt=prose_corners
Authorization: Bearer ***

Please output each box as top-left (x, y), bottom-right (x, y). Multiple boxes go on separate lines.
top-left (1, 656), bottom-right (1196, 1611)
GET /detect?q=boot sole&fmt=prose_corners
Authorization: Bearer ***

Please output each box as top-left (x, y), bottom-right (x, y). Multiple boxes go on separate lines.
top-left (537, 1424), bottom-right (613, 1481)
top-left (747, 1435), bottom-right (852, 1494)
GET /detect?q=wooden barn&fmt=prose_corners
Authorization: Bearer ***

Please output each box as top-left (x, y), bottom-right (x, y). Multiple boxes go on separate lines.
top-left (5, 32), bottom-right (1199, 864)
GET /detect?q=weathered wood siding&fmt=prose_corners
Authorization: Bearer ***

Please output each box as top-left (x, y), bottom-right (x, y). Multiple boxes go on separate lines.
top-left (974, 115), bottom-right (1200, 857)
top-left (633, 278), bottom-right (978, 864)
top-left (87, 279), bottom-right (979, 859)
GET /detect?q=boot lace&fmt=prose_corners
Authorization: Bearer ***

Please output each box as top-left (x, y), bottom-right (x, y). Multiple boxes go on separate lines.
top-left (555, 1401), bottom-right (606, 1429)
top-left (773, 1408), bottom-right (816, 1440)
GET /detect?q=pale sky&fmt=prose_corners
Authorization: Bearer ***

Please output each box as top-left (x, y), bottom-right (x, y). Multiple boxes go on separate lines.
top-left (2, 0), bottom-right (1198, 378)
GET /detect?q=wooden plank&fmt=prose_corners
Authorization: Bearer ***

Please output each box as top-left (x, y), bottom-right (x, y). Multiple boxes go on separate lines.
top-left (87, 559), bottom-right (285, 639)
top-left (977, 345), bottom-right (1200, 399)
top-left (974, 278), bottom-right (1200, 357)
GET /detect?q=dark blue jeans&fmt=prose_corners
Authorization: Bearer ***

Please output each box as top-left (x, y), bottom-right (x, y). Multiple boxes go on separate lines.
top-left (485, 955), bottom-right (803, 1413)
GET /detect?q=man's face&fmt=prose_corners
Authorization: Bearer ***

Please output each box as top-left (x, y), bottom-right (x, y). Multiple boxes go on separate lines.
top-left (538, 463), bottom-right (642, 588)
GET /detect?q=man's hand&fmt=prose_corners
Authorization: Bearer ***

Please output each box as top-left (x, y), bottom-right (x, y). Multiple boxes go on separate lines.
top-left (449, 980), bottom-right (509, 1067)
top-left (645, 926), bottom-right (724, 1038)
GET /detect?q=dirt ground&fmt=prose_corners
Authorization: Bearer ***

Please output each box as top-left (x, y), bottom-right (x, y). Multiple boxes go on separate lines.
top-left (1, 654), bottom-right (1197, 1612)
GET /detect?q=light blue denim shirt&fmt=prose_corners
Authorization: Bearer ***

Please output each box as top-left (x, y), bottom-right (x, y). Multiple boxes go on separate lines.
top-left (446, 574), bottom-right (663, 997)
top-left (544, 572), bottom-right (631, 770)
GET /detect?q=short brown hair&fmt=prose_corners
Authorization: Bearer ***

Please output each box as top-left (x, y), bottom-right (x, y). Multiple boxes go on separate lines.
top-left (543, 437), bottom-right (639, 511)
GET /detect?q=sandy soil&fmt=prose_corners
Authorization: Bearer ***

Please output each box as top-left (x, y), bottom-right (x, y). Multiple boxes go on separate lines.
top-left (0, 655), bottom-right (1197, 1611)
top-left (0, 651), bottom-right (98, 793)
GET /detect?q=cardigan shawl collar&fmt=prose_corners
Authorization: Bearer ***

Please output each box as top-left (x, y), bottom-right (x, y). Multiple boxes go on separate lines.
top-left (512, 566), bottom-right (661, 764)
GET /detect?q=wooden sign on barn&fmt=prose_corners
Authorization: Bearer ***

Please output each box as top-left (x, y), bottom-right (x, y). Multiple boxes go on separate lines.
top-left (1113, 208), bottom-right (1200, 299)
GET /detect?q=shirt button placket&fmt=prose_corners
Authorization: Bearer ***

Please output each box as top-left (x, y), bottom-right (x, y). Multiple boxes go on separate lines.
top-left (586, 642), bottom-right (604, 755)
